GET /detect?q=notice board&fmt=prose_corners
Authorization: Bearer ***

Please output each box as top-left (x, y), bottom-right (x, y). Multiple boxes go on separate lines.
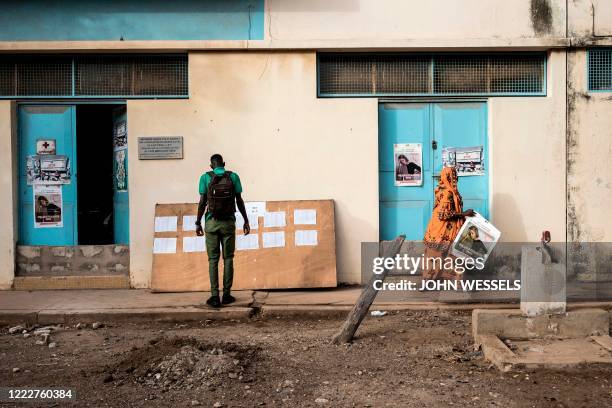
top-left (151, 200), bottom-right (337, 292)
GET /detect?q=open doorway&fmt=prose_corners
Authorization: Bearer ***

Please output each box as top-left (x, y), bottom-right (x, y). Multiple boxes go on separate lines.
top-left (76, 104), bottom-right (125, 245)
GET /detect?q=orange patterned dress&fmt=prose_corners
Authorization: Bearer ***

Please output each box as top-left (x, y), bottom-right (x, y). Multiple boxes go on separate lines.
top-left (422, 167), bottom-right (464, 280)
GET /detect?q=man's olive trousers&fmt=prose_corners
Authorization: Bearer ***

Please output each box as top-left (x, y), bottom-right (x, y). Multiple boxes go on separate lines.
top-left (205, 218), bottom-right (236, 297)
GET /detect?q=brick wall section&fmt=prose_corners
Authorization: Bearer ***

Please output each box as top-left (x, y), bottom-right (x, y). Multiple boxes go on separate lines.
top-left (16, 245), bottom-right (129, 276)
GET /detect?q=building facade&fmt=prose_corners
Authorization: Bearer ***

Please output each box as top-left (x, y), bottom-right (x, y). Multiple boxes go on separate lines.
top-left (0, 0), bottom-right (611, 289)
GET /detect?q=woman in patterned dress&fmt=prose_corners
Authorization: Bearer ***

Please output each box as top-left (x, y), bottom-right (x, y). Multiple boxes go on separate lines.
top-left (422, 166), bottom-right (475, 280)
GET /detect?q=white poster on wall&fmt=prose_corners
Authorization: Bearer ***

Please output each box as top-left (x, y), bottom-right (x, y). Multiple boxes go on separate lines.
top-left (442, 146), bottom-right (485, 176)
top-left (33, 185), bottom-right (63, 228)
top-left (394, 143), bottom-right (423, 186)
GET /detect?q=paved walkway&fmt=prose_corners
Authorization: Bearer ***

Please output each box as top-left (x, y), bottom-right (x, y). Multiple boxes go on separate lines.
top-left (1, 288), bottom-right (610, 325)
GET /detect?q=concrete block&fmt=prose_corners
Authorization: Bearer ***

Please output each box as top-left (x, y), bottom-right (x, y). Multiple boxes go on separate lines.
top-left (16, 246), bottom-right (41, 260)
top-left (477, 334), bottom-right (612, 372)
top-left (520, 245), bottom-right (566, 316)
top-left (80, 246), bottom-right (104, 258)
top-left (472, 308), bottom-right (609, 339)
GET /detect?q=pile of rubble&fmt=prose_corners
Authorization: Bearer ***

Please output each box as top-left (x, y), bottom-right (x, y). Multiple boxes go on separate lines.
top-left (134, 345), bottom-right (245, 391)
top-left (6, 321), bottom-right (104, 349)
top-left (8, 324), bottom-right (59, 348)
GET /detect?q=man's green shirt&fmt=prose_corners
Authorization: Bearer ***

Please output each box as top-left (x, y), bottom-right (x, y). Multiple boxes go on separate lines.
top-left (198, 167), bottom-right (243, 221)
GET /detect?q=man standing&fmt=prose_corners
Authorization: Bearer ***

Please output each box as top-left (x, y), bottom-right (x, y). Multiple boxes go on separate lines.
top-left (196, 154), bottom-right (250, 308)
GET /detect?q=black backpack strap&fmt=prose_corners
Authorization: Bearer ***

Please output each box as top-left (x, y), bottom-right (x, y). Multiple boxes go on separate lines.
top-left (224, 171), bottom-right (234, 187)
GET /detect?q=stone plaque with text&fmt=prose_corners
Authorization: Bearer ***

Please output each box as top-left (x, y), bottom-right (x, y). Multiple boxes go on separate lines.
top-left (138, 136), bottom-right (183, 160)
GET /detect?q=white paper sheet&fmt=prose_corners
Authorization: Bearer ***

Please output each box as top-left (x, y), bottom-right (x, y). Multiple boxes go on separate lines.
top-left (245, 201), bottom-right (266, 216)
top-left (153, 237), bottom-right (177, 254)
top-left (182, 215), bottom-right (197, 231)
top-left (183, 236), bottom-right (205, 253)
top-left (295, 230), bottom-right (318, 246)
top-left (236, 234), bottom-right (259, 250)
top-left (264, 211), bottom-right (286, 228)
top-left (235, 212), bottom-right (259, 230)
top-left (154, 216), bottom-right (177, 232)
top-left (262, 231), bottom-right (285, 248)
top-left (294, 209), bottom-right (317, 225)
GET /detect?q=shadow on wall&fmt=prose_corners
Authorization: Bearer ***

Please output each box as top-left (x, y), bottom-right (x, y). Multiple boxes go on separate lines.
top-left (492, 193), bottom-right (528, 242)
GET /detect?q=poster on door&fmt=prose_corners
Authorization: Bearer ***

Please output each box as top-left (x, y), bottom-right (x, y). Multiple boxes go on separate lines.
top-left (394, 143), bottom-right (423, 186)
top-left (33, 185), bottom-right (63, 228)
top-left (442, 146), bottom-right (484, 176)
top-left (114, 149), bottom-right (128, 192)
top-left (113, 120), bottom-right (127, 150)
top-left (26, 154), bottom-right (71, 185)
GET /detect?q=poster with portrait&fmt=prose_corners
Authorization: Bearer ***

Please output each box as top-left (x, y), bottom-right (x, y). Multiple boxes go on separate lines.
top-left (451, 212), bottom-right (500, 263)
top-left (441, 146), bottom-right (484, 176)
top-left (394, 143), bottom-right (423, 186)
top-left (33, 185), bottom-right (63, 228)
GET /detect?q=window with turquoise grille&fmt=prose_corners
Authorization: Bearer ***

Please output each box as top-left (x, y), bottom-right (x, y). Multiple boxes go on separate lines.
top-left (588, 49), bottom-right (612, 92)
top-left (318, 53), bottom-right (546, 97)
top-left (0, 54), bottom-right (188, 98)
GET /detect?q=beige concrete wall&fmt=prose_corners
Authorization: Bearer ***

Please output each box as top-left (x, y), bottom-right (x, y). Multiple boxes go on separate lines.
top-left (127, 52), bottom-right (378, 288)
top-left (569, 0), bottom-right (612, 38)
top-left (267, 0), bottom-right (567, 40)
top-left (127, 50), bottom-right (570, 288)
top-left (567, 49), bottom-right (612, 242)
top-left (0, 0), bottom-right (588, 52)
top-left (488, 50), bottom-right (567, 242)
top-left (0, 101), bottom-right (16, 289)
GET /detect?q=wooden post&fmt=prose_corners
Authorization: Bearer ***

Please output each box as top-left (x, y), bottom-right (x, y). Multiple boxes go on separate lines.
top-left (332, 235), bottom-right (406, 344)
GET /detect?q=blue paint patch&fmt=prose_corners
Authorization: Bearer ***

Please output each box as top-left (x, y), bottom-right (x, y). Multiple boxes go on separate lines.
top-left (0, 0), bottom-right (264, 41)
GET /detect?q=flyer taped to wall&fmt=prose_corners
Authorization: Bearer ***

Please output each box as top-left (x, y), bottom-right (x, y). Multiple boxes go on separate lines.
top-left (451, 212), bottom-right (500, 263)
top-left (33, 185), bottom-right (63, 228)
top-left (442, 146), bottom-right (484, 176)
top-left (394, 143), bottom-right (423, 186)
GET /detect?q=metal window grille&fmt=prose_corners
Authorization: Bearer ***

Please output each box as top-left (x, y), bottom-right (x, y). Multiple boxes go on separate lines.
top-left (318, 53), bottom-right (546, 97)
top-left (588, 49), bottom-right (612, 91)
top-left (0, 54), bottom-right (188, 98)
top-left (0, 56), bottom-right (72, 96)
top-left (75, 55), bottom-right (188, 96)
top-left (318, 54), bottom-right (429, 95)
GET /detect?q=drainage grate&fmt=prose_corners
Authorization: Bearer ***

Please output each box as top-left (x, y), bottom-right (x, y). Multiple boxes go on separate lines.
top-left (588, 49), bottom-right (612, 91)
top-left (0, 54), bottom-right (188, 98)
top-left (318, 53), bottom-right (546, 97)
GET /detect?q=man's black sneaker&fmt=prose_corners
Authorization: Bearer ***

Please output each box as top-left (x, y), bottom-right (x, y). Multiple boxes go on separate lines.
top-left (221, 294), bottom-right (236, 305)
top-left (206, 295), bottom-right (221, 308)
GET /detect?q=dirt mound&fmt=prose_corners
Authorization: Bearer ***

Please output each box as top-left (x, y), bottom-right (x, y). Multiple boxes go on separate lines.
top-left (109, 337), bottom-right (259, 391)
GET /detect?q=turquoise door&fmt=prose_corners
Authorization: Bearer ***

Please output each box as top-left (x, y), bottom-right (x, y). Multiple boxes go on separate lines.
top-left (112, 107), bottom-right (129, 244)
top-left (19, 105), bottom-right (77, 245)
top-left (379, 102), bottom-right (488, 241)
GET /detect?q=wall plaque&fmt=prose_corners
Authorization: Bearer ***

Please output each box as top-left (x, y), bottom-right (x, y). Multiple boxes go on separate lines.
top-left (138, 136), bottom-right (183, 160)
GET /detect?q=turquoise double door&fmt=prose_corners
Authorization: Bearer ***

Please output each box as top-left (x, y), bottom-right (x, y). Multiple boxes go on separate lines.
top-left (18, 105), bottom-right (129, 246)
top-left (379, 102), bottom-right (488, 241)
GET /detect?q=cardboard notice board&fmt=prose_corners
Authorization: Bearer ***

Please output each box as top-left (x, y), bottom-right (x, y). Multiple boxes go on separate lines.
top-left (151, 200), bottom-right (337, 292)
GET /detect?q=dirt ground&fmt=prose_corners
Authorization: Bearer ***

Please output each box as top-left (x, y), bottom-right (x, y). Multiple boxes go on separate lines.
top-left (1, 310), bottom-right (612, 407)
